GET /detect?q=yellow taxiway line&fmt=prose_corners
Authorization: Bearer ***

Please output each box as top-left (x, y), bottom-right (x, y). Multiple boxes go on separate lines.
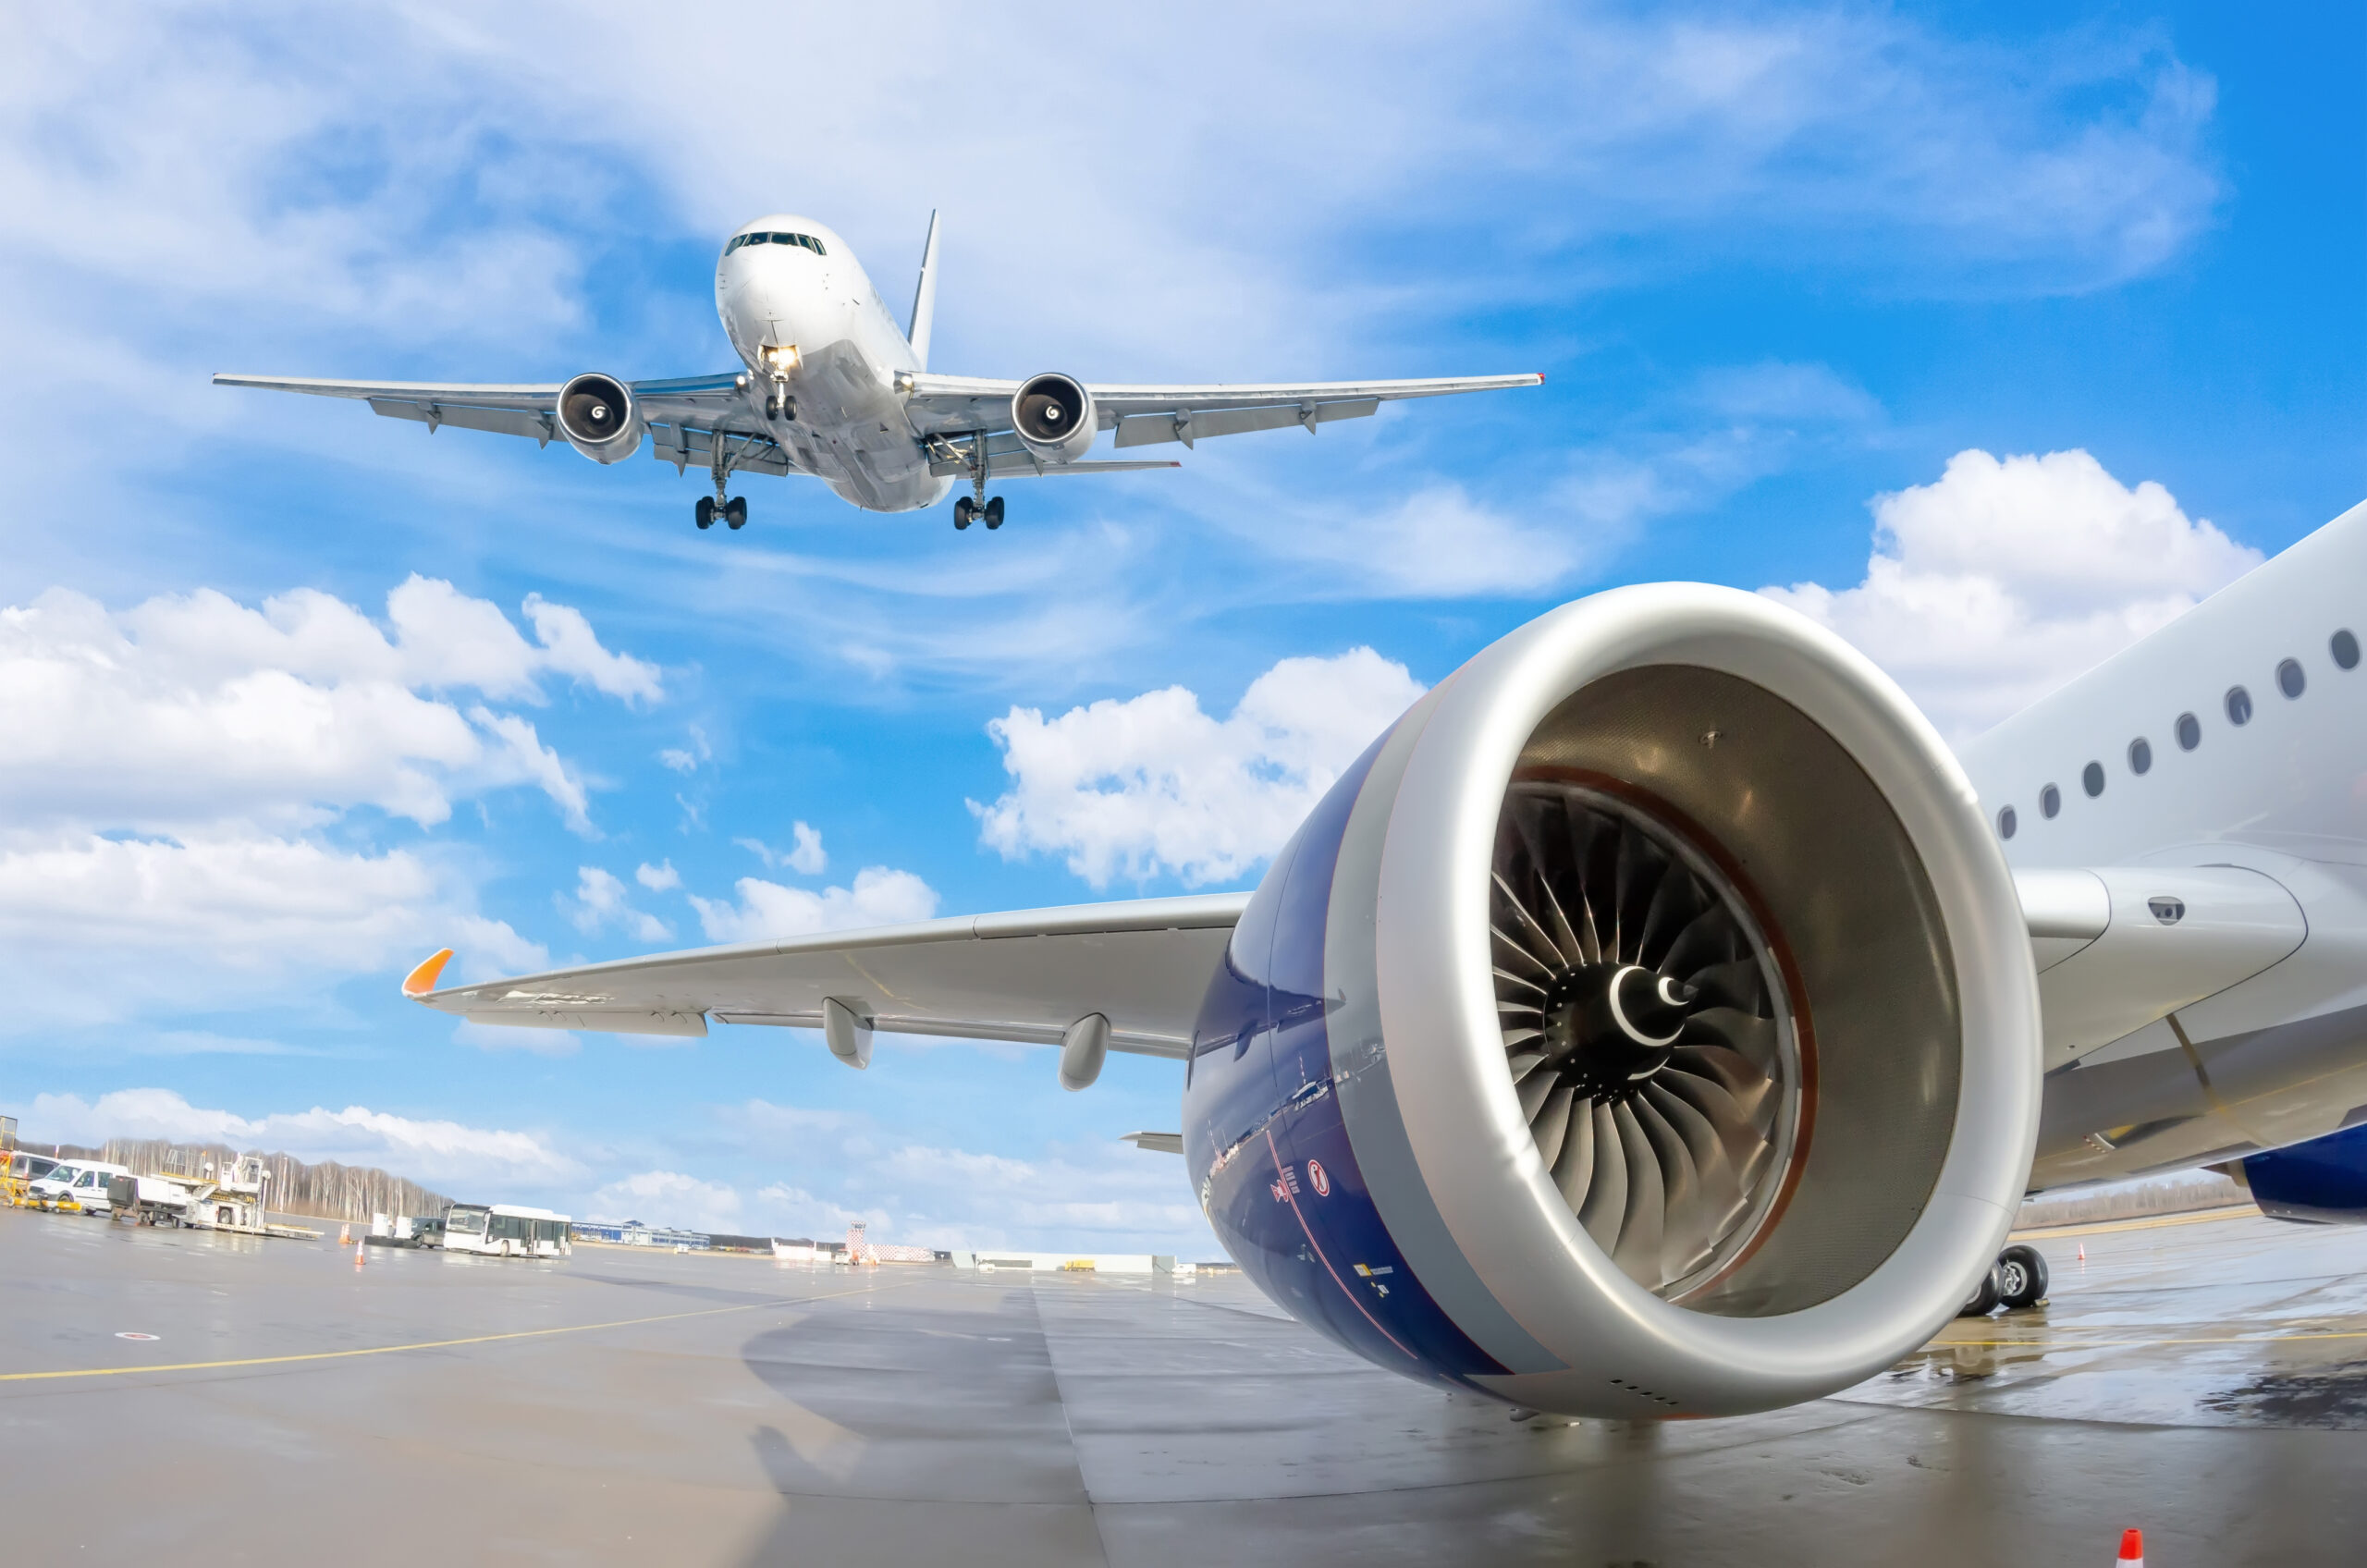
top-left (0, 1278), bottom-right (905, 1384)
top-left (1927, 1325), bottom-right (2367, 1351)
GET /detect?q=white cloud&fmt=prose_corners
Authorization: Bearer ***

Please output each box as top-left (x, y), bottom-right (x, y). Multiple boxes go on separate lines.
top-left (0, 833), bottom-right (546, 1022)
top-left (0, 576), bottom-right (648, 834)
top-left (1763, 449), bottom-right (2263, 737)
top-left (0, 575), bottom-right (656, 1024)
top-left (7, 1087), bottom-right (583, 1189)
top-left (973, 647), bottom-right (1426, 887)
top-left (734, 822), bottom-right (828, 876)
top-left (560, 865), bottom-right (670, 943)
top-left (588, 1169), bottom-right (746, 1231)
top-left (689, 867), bottom-right (939, 944)
top-left (635, 860), bottom-right (681, 892)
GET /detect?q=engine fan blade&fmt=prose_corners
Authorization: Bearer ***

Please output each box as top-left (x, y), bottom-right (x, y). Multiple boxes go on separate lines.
top-left (1552, 1091), bottom-right (1597, 1210)
top-left (1532, 1083), bottom-right (1576, 1170)
top-left (1608, 1100), bottom-right (1666, 1285)
top-left (1657, 1061), bottom-right (1771, 1174)
top-left (1645, 1079), bottom-right (1747, 1235)
top-left (1576, 1101), bottom-right (1627, 1255)
top-left (1516, 1062), bottom-right (1559, 1124)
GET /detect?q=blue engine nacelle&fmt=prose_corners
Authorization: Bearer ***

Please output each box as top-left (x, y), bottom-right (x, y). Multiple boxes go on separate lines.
top-left (2235, 1122), bottom-right (2367, 1223)
top-left (1182, 584), bottom-right (2045, 1419)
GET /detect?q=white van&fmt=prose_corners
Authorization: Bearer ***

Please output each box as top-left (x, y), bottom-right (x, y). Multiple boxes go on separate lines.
top-left (27, 1161), bottom-right (130, 1215)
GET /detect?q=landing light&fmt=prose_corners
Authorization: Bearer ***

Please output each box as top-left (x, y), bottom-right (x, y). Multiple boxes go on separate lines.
top-left (763, 344), bottom-right (801, 372)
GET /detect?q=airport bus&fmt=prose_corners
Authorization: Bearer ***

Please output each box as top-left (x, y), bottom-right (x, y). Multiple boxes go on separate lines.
top-left (442, 1203), bottom-right (571, 1257)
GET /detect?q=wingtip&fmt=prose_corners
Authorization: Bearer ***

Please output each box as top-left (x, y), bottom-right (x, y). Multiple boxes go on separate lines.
top-left (401, 948), bottom-right (455, 998)
top-left (1534, 372), bottom-right (1546, 385)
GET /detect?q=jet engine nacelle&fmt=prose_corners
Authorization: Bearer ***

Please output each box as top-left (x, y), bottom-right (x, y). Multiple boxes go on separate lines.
top-left (556, 373), bottom-right (646, 464)
top-left (1183, 584), bottom-right (2042, 1418)
top-left (2226, 1122), bottom-right (2367, 1223)
top-left (1011, 372), bottom-right (1097, 463)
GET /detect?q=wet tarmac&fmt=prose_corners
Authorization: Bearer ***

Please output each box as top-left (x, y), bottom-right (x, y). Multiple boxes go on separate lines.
top-left (2, 1207), bottom-right (2361, 1565)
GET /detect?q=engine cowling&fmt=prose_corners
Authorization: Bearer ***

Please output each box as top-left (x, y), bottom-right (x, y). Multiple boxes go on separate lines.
top-left (556, 373), bottom-right (646, 464)
top-left (1011, 372), bottom-right (1097, 463)
top-left (2227, 1123), bottom-right (2367, 1222)
top-left (1183, 584), bottom-right (2041, 1418)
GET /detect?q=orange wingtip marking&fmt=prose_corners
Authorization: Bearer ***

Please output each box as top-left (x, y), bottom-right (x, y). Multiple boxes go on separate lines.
top-left (401, 948), bottom-right (455, 998)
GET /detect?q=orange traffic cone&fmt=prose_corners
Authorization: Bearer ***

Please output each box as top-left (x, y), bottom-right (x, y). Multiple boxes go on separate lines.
top-left (338, 1223), bottom-right (351, 1245)
top-left (354, 1238), bottom-right (366, 1268)
top-left (2117, 1527), bottom-right (2143, 1566)
top-left (2078, 1243), bottom-right (2087, 1264)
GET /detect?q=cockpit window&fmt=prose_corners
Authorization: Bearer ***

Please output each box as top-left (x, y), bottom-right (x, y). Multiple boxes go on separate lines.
top-left (729, 232), bottom-right (828, 257)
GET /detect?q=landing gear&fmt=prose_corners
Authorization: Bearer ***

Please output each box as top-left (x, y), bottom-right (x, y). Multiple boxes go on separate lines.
top-left (984, 495), bottom-right (1005, 530)
top-left (954, 496), bottom-right (975, 530)
top-left (1996, 1243), bottom-right (2048, 1308)
top-left (695, 496), bottom-right (716, 530)
top-left (1958, 1243), bottom-right (2050, 1316)
top-left (724, 496), bottom-right (748, 530)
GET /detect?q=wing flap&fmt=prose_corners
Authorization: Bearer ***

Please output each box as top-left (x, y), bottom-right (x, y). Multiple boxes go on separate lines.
top-left (371, 398), bottom-right (554, 441)
top-left (413, 893), bottom-right (1249, 1059)
top-left (1114, 398), bottom-right (1380, 449)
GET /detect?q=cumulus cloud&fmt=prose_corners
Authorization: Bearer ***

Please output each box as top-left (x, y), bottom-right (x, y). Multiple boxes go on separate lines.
top-left (0, 575), bottom-right (654, 1023)
top-left (0, 575), bottom-right (651, 833)
top-left (689, 867), bottom-right (939, 944)
top-left (635, 860), bottom-right (681, 891)
top-left (734, 822), bottom-right (828, 876)
top-left (589, 1169), bottom-right (746, 1231)
top-left (1763, 449), bottom-right (2262, 737)
top-left (7, 1087), bottom-right (583, 1189)
top-left (973, 647), bottom-right (1426, 887)
top-left (560, 865), bottom-right (670, 943)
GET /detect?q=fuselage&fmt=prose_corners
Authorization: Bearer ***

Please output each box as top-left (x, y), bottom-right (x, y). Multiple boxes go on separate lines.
top-left (713, 214), bottom-right (951, 512)
top-left (1958, 501), bottom-right (2367, 1192)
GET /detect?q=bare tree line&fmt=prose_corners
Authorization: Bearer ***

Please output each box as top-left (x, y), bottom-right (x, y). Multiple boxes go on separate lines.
top-left (49, 1138), bottom-right (451, 1223)
top-left (2015, 1171), bottom-right (2251, 1230)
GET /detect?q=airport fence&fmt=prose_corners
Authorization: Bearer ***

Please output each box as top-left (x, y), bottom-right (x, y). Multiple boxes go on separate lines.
top-left (2015, 1170), bottom-right (2250, 1230)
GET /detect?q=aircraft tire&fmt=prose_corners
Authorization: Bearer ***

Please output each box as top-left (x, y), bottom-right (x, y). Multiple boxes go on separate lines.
top-left (695, 496), bottom-right (716, 530)
top-left (1957, 1263), bottom-right (2003, 1317)
top-left (725, 496), bottom-right (748, 530)
top-left (985, 496), bottom-right (1005, 530)
top-left (1996, 1243), bottom-right (2048, 1308)
top-left (954, 497), bottom-right (975, 530)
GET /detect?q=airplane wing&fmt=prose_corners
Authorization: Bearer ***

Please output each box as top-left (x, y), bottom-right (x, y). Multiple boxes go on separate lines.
top-left (403, 893), bottom-right (1251, 1058)
top-left (901, 372), bottom-right (1544, 452)
top-left (211, 372), bottom-right (807, 476)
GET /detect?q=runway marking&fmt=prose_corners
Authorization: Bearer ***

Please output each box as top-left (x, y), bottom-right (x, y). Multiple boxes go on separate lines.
top-left (0, 1277), bottom-right (909, 1384)
top-left (1927, 1326), bottom-right (2367, 1351)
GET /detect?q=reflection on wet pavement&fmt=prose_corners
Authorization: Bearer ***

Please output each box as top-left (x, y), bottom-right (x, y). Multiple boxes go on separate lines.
top-left (1846, 1212), bottom-right (2367, 1428)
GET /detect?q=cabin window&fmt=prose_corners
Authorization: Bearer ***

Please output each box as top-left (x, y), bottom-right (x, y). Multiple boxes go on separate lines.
top-left (2334, 630), bottom-right (2361, 670)
top-left (1996, 806), bottom-right (2017, 839)
top-left (2082, 762), bottom-right (2105, 798)
top-left (2226, 686), bottom-right (2253, 726)
top-left (2128, 738), bottom-right (2152, 775)
top-left (2176, 712), bottom-right (2201, 751)
top-left (2277, 658), bottom-right (2306, 699)
top-left (2041, 784), bottom-right (2061, 819)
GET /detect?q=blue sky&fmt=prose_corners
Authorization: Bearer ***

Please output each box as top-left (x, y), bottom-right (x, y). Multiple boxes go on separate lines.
top-left (0, 3), bottom-right (2358, 1254)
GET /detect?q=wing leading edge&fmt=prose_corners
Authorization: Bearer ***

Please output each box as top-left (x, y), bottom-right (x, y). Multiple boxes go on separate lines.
top-left (409, 893), bottom-right (1250, 1059)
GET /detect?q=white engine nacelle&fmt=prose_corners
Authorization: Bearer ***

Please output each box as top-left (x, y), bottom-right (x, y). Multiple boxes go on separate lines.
top-left (556, 373), bottom-right (646, 465)
top-left (1011, 372), bottom-right (1098, 464)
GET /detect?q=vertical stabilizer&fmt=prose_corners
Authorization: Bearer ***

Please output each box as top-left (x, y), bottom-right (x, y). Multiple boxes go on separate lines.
top-left (907, 210), bottom-right (941, 370)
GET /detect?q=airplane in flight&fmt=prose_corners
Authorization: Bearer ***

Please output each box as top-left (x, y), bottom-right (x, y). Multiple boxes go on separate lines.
top-left (402, 497), bottom-right (2367, 1423)
top-left (215, 212), bottom-right (1541, 533)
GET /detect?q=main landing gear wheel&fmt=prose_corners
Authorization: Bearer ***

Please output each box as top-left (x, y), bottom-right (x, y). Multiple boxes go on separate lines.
top-left (1957, 1262), bottom-right (2004, 1317)
top-left (724, 496), bottom-right (748, 530)
top-left (694, 496), bottom-right (716, 530)
top-left (984, 496), bottom-right (1005, 530)
top-left (953, 496), bottom-right (975, 530)
top-left (1996, 1243), bottom-right (2048, 1308)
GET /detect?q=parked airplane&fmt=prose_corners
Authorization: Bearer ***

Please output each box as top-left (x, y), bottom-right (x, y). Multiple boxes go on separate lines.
top-left (401, 497), bottom-right (2367, 1422)
top-left (215, 212), bottom-right (1540, 533)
